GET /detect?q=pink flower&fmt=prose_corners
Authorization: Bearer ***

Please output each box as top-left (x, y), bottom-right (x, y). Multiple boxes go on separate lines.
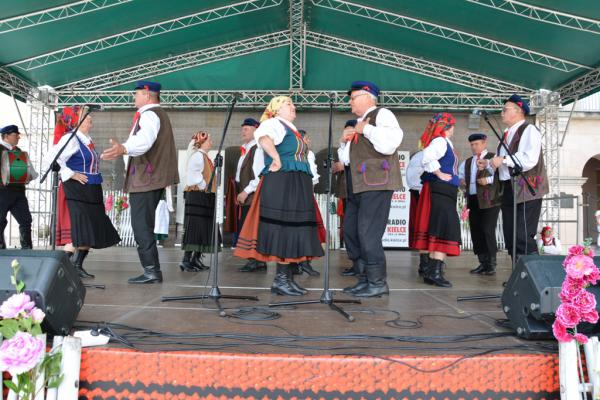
top-left (0, 331), bottom-right (45, 375)
top-left (585, 266), bottom-right (600, 285)
top-left (0, 293), bottom-right (35, 319)
top-left (572, 291), bottom-right (597, 314)
top-left (565, 255), bottom-right (596, 280)
top-left (556, 303), bottom-right (581, 328)
top-left (574, 333), bottom-right (589, 344)
top-left (552, 320), bottom-right (572, 342)
top-left (581, 309), bottom-right (599, 324)
top-left (30, 308), bottom-right (45, 323)
top-left (105, 194), bottom-right (114, 212)
top-left (568, 245), bottom-right (586, 257)
top-left (560, 277), bottom-right (585, 302)
top-left (460, 206), bottom-right (469, 222)
top-left (122, 202), bottom-right (129, 210)
top-left (584, 247), bottom-right (595, 258)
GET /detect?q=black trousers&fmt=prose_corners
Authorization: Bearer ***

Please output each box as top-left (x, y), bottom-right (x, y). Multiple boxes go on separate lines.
top-left (0, 188), bottom-right (32, 248)
top-left (501, 181), bottom-right (542, 257)
top-left (344, 168), bottom-right (393, 266)
top-left (130, 189), bottom-right (163, 269)
top-left (467, 194), bottom-right (500, 256)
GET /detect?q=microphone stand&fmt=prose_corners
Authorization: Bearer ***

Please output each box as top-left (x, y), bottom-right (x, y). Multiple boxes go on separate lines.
top-left (162, 94), bottom-right (258, 316)
top-left (268, 93), bottom-right (360, 322)
top-left (458, 111), bottom-right (536, 302)
top-left (40, 109), bottom-right (92, 250)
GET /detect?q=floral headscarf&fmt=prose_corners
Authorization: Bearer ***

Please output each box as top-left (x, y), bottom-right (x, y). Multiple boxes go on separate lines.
top-left (53, 106), bottom-right (81, 145)
top-left (541, 226), bottom-right (555, 246)
top-left (260, 96), bottom-right (292, 122)
top-left (418, 112), bottom-right (456, 149)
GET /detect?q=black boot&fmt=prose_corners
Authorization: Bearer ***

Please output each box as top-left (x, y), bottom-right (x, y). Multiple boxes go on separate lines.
top-left (290, 263), bottom-right (302, 275)
top-left (341, 264), bottom-right (357, 276)
top-left (270, 264), bottom-right (303, 296)
top-left (72, 250), bottom-right (94, 279)
top-left (287, 264), bottom-right (307, 295)
top-left (418, 253), bottom-right (429, 277)
top-left (298, 261), bottom-right (320, 277)
top-left (128, 265), bottom-right (163, 284)
top-left (425, 259), bottom-right (452, 288)
top-left (343, 260), bottom-right (368, 294)
top-left (19, 228), bottom-right (32, 250)
top-left (353, 263), bottom-right (389, 297)
top-left (481, 254), bottom-right (497, 275)
top-left (470, 253), bottom-right (488, 274)
top-left (239, 259), bottom-right (267, 272)
top-left (192, 252), bottom-right (209, 270)
top-left (179, 251), bottom-right (198, 272)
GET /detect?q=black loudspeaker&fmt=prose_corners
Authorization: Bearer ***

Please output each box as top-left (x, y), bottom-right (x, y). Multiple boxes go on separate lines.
top-left (501, 255), bottom-right (600, 339)
top-left (0, 250), bottom-right (86, 335)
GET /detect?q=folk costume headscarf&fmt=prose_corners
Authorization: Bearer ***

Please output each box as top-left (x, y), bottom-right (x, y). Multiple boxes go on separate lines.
top-left (259, 96), bottom-right (292, 122)
top-left (418, 112), bottom-right (456, 149)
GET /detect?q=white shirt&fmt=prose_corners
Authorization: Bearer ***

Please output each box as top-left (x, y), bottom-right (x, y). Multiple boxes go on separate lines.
top-left (47, 131), bottom-right (94, 182)
top-left (537, 237), bottom-right (562, 255)
top-left (458, 150), bottom-right (493, 195)
top-left (1, 139), bottom-right (39, 181)
top-left (406, 150), bottom-right (424, 191)
top-left (308, 150), bottom-right (319, 186)
top-left (185, 150), bottom-right (208, 189)
top-left (254, 116), bottom-right (299, 146)
top-left (421, 137), bottom-right (453, 173)
top-left (123, 103), bottom-right (161, 157)
top-left (338, 106), bottom-right (403, 165)
top-left (497, 119), bottom-right (542, 181)
top-left (235, 140), bottom-right (264, 194)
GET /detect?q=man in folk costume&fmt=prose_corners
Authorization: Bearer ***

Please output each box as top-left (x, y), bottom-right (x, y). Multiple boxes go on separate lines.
top-left (339, 81), bottom-right (403, 298)
top-left (102, 80), bottom-right (179, 284)
top-left (458, 133), bottom-right (502, 275)
top-left (478, 94), bottom-right (546, 260)
top-left (235, 118), bottom-right (267, 273)
top-left (0, 125), bottom-right (38, 249)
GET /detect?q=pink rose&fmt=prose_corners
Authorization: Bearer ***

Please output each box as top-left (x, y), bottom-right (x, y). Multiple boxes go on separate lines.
top-left (575, 333), bottom-right (589, 344)
top-left (585, 266), bottom-right (600, 286)
top-left (560, 277), bottom-right (584, 302)
top-left (105, 194), bottom-right (114, 212)
top-left (0, 293), bottom-right (35, 319)
top-left (30, 308), bottom-right (45, 323)
top-left (568, 245), bottom-right (585, 257)
top-left (572, 291), bottom-right (597, 314)
top-left (565, 255), bottom-right (596, 280)
top-left (552, 320), bottom-right (572, 342)
top-left (581, 309), bottom-right (599, 324)
top-left (0, 331), bottom-right (45, 375)
top-left (556, 303), bottom-right (581, 328)
top-left (122, 202), bottom-right (129, 210)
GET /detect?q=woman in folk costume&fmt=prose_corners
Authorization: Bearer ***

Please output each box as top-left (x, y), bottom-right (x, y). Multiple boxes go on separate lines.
top-left (234, 96), bottom-right (324, 296)
top-left (53, 106), bottom-right (81, 257)
top-left (537, 226), bottom-right (562, 255)
top-left (50, 109), bottom-right (120, 278)
top-left (412, 112), bottom-right (461, 288)
top-left (180, 132), bottom-right (217, 272)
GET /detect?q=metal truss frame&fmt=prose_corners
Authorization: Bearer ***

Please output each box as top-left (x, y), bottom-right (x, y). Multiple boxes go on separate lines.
top-left (6, 0), bottom-right (283, 71)
top-left (57, 31), bottom-right (290, 91)
top-left (0, 67), bottom-right (38, 100)
top-left (465, 0), bottom-right (600, 35)
top-left (0, 0), bottom-right (133, 34)
top-left (306, 31), bottom-right (529, 93)
top-left (289, 0), bottom-right (305, 89)
top-left (532, 90), bottom-right (561, 232)
top-left (56, 90), bottom-right (514, 109)
top-left (558, 67), bottom-right (600, 105)
top-left (310, 0), bottom-right (590, 73)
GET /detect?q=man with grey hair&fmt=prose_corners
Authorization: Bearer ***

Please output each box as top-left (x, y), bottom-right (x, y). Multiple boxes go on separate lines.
top-left (338, 81), bottom-right (403, 297)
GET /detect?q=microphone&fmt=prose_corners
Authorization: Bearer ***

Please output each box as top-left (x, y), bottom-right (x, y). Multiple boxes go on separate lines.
top-left (328, 91), bottom-right (336, 99)
top-left (472, 108), bottom-right (486, 116)
top-left (84, 104), bottom-right (103, 111)
top-left (233, 92), bottom-right (242, 100)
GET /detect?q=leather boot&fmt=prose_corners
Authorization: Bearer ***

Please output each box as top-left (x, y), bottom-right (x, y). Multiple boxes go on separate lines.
top-left (290, 263), bottom-right (302, 275)
top-left (270, 264), bottom-right (303, 296)
top-left (19, 227), bottom-right (32, 249)
top-left (192, 252), bottom-right (209, 270)
top-left (287, 264), bottom-right (307, 295)
top-left (481, 254), bottom-right (497, 275)
top-left (470, 253), bottom-right (488, 274)
top-left (179, 251), bottom-right (198, 272)
top-left (425, 259), bottom-right (452, 288)
top-left (343, 260), bottom-right (367, 294)
top-left (341, 265), bottom-right (357, 276)
top-left (72, 250), bottom-right (94, 279)
top-left (128, 265), bottom-right (163, 284)
top-left (353, 263), bottom-right (389, 297)
top-left (298, 261), bottom-right (320, 277)
top-left (418, 253), bottom-right (429, 277)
